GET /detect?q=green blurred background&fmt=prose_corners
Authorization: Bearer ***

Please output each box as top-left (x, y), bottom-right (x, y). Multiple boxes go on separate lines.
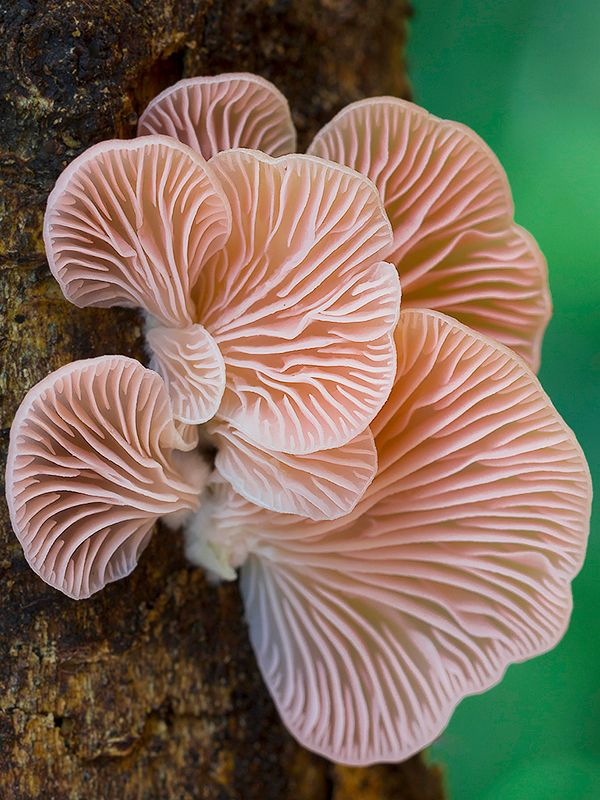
top-left (410, 1), bottom-right (600, 797)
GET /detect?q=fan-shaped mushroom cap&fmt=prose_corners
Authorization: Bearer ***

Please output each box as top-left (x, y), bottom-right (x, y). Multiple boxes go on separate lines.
top-left (199, 309), bottom-right (591, 765)
top-left (44, 136), bottom-right (231, 328)
top-left (209, 421), bottom-right (377, 520)
top-left (197, 149), bottom-right (401, 454)
top-left (6, 356), bottom-right (208, 599)
top-left (138, 73), bottom-right (297, 159)
top-left (309, 98), bottom-right (551, 370)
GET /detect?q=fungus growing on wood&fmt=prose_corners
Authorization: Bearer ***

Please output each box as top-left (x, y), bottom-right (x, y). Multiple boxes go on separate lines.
top-left (187, 309), bottom-right (592, 764)
top-left (138, 74), bottom-right (550, 370)
top-left (6, 74), bottom-right (591, 770)
top-left (6, 356), bottom-right (209, 599)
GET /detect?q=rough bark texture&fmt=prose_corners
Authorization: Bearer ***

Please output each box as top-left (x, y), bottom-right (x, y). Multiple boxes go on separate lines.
top-left (0, 1), bottom-right (447, 798)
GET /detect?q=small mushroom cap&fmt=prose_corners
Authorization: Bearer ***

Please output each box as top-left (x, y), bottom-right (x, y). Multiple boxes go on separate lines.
top-left (198, 148), bottom-right (401, 455)
top-left (44, 136), bottom-right (231, 328)
top-left (309, 98), bottom-right (551, 370)
top-left (6, 356), bottom-right (207, 599)
top-left (146, 322), bottom-right (225, 425)
top-left (210, 421), bottom-right (377, 520)
top-left (211, 309), bottom-right (591, 765)
top-left (138, 73), bottom-right (297, 159)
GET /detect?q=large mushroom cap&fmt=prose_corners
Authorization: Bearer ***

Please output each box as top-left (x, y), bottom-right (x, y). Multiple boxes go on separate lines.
top-left (203, 309), bottom-right (591, 765)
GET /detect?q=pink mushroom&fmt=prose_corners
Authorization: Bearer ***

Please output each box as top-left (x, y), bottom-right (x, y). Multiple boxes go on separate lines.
top-left (186, 309), bottom-right (591, 764)
top-left (308, 98), bottom-right (551, 370)
top-left (5, 74), bottom-right (591, 767)
top-left (43, 135), bottom-right (400, 520)
top-left (6, 356), bottom-right (208, 599)
top-left (138, 72), bottom-right (297, 159)
top-left (140, 74), bottom-right (550, 370)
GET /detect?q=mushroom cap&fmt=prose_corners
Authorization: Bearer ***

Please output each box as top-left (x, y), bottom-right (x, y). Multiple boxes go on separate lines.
top-left (138, 72), bottom-right (297, 160)
top-left (309, 98), bottom-right (551, 370)
top-left (6, 356), bottom-right (207, 599)
top-left (210, 421), bottom-right (377, 521)
top-left (198, 148), bottom-right (401, 455)
top-left (44, 135), bottom-right (231, 328)
top-left (205, 309), bottom-right (591, 765)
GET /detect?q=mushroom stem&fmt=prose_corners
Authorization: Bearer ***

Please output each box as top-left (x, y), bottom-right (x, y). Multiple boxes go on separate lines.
top-left (183, 486), bottom-right (252, 582)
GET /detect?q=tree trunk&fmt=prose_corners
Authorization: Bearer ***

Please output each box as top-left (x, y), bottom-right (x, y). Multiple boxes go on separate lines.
top-left (0, 1), bottom-right (446, 797)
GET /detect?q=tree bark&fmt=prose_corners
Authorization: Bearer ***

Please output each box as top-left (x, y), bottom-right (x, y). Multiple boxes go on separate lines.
top-left (0, 1), bottom-right (446, 797)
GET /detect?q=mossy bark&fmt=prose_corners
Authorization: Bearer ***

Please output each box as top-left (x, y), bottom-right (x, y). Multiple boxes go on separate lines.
top-left (0, 1), bottom-right (446, 797)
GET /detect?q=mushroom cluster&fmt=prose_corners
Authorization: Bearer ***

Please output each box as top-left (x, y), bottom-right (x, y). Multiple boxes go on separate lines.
top-left (6, 73), bottom-right (592, 765)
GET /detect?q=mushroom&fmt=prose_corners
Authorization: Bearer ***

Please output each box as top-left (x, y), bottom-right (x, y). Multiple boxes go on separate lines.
top-left (208, 420), bottom-right (377, 520)
top-left (5, 75), bottom-right (591, 766)
top-left (138, 72), bottom-right (297, 159)
top-left (187, 308), bottom-right (591, 764)
top-left (6, 356), bottom-right (209, 599)
top-left (308, 97), bottom-right (550, 370)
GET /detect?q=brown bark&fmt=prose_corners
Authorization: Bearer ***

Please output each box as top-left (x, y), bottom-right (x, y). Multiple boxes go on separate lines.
top-left (0, 1), bottom-right (446, 797)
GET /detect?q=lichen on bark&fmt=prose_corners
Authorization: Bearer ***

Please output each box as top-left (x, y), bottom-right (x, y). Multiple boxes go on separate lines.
top-left (0, 1), bottom-right (446, 797)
